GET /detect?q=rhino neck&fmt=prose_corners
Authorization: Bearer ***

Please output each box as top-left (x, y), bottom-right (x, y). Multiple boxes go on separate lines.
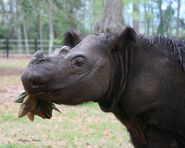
top-left (99, 47), bottom-right (134, 113)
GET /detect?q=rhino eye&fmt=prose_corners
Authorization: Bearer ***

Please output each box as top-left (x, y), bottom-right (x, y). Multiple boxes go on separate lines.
top-left (72, 57), bottom-right (84, 67)
top-left (74, 59), bottom-right (83, 67)
top-left (71, 56), bottom-right (91, 73)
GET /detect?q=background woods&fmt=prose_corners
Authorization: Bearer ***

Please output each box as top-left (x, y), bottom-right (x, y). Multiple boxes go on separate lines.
top-left (0, 0), bottom-right (184, 55)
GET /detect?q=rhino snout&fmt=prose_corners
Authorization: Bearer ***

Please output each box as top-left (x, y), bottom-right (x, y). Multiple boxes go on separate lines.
top-left (21, 69), bottom-right (50, 94)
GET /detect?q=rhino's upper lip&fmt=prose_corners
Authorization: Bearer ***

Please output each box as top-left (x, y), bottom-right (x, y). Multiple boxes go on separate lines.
top-left (29, 89), bottom-right (58, 97)
top-left (29, 88), bottom-right (60, 96)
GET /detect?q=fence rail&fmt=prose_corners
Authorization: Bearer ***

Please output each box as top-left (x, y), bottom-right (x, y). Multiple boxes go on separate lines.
top-left (0, 39), bottom-right (62, 58)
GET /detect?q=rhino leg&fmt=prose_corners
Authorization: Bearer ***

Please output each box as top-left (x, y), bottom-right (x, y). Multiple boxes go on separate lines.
top-left (130, 134), bottom-right (147, 148)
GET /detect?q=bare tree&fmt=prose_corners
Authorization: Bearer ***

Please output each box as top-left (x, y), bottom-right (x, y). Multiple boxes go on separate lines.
top-left (39, 0), bottom-right (43, 51)
top-left (9, 0), bottom-right (16, 38)
top-left (151, 2), bottom-right (155, 35)
top-left (15, 0), bottom-right (23, 54)
top-left (157, 2), bottom-right (174, 36)
top-left (176, 0), bottom-right (181, 38)
top-left (157, 0), bottom-right (164, 35)
top-left (95, 0), bottom-right (124, 33)
top-left (144, 0), bottom-right (151, 36)
top-left (48, 0), bottom-right (54, 54)
top-left (18, 1), bottom-right (30, 55)
top-left (23, 18), bottom-right (30, 55)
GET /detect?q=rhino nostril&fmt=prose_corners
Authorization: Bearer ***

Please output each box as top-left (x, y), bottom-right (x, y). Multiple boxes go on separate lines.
top-left (32, 81), bottom-right (46, 88)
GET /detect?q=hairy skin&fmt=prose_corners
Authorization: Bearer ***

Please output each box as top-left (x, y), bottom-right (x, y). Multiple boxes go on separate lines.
top-left (22, 28), bottom-right (185, 148)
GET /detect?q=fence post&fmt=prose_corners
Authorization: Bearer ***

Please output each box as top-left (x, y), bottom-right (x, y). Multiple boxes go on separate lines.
top-left (6, 38), bottom-right (9, 58)
top-left (35, 38), bottom-right (38, 52)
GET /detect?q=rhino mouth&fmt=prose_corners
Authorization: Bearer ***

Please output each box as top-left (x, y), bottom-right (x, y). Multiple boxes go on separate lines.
top-left (29, 88), bottom-right (61, 100)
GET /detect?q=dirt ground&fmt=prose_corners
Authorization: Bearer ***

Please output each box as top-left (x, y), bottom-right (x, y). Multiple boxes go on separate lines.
top-left (0, 58), bottom-right (28, 103)
top-left (0, 58), bottom-right (29, 134)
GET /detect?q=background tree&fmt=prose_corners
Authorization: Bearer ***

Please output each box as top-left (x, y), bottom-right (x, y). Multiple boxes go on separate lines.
top-left (15, 0), bottom-right (23, 54)
top-left (133, 0), bottom-right (140, 33)
top-left (176, 0), bottom-right (181, 38)
top-left (157, 2), bottom-right (174, 36)
top-left (95, 0), bottom-right (124, 33)
top-left (0, 0), bottom-right (185, 55)
top-left (48, 0), bottom-right (54, 54)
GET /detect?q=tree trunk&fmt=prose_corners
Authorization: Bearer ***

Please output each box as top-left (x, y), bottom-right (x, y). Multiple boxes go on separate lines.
top-left (39, 1), bottom-right (43, 51)
top-left (151, 3), bottom-right (155, 35)
top-left (17, 26), bottom-right (23, 54)
top-left (157, 0), bottom-right (164, 35)
top-left (95, 0), bottom-right (124, 33)
top-left (144, 0), bottom-right (150, 36)
top-left (9, 0), bottom-right (15, 38)
top-left (133, 1), bottom-right (140, 33)
top-left (23, 19), bottom-right (30, 55)
top-left (48, 0), bottom-right (54, 54)
top-left (15, 0), bottom-right (23, 54)
top-left (0, 0), bottom-right (6, 25)
top-left (176, 0), bottom-right (181, 38)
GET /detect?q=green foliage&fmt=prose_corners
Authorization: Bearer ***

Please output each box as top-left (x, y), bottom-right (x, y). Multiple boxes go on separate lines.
top-left (123, 0), bottom-right (131, 5)
top-left (93, 0), bottom-right (103, 22)
top-left (0, 26), bottom-right (10, 38)
top-left (0, 0), bottom-right (184, 41)
top-left (0, 0), bottom-right (88, 40)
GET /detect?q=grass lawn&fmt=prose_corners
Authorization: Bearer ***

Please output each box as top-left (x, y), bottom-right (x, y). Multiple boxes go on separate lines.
top-left (0, 57), bottom-right (133, 148)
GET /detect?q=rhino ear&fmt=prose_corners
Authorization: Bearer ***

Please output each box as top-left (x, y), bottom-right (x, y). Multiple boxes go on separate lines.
top-left (117, 27), bottom-right (137, 50)
top-left (62, 30), bottom-right (81, 48)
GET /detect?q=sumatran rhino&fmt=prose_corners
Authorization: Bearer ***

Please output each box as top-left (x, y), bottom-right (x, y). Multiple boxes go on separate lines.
top-left (21, 27), bottom-right (185, 148)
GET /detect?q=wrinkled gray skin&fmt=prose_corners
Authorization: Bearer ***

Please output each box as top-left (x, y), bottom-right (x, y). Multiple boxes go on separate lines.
top-left (21, 32), bottom-right (114, 105)
top-left (22, 28), bottom-right (185, 148)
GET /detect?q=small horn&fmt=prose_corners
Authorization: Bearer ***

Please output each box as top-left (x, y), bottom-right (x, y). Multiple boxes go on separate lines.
top-left (60, 45), bottom-right (71, 55)
top-left (32, 50), bottom-right (44, 60)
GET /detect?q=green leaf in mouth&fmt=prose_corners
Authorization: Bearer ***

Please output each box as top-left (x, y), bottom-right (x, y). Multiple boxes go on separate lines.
top-left (15, 91), bottom-right (61, 121)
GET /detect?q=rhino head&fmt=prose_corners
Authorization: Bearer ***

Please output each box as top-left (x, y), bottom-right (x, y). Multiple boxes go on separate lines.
top-left (21, 28), bottom-right (136, 111)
